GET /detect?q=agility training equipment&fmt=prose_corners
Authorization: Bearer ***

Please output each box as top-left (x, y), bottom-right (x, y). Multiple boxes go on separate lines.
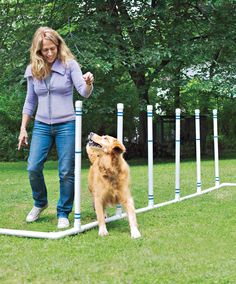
top-left (0, 101), bottom-right (235, 239)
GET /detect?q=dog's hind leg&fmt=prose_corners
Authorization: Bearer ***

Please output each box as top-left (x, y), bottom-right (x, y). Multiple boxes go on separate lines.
top-left (123, 197), bottom-right (141, 239)
top-left (94, 198), bottom-right (109, 236)
top-left (92, 201), bottom-right (107, 218)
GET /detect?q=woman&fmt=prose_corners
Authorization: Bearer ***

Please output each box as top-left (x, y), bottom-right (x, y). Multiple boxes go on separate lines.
top-left (18, 27), bottom-right (94, 229)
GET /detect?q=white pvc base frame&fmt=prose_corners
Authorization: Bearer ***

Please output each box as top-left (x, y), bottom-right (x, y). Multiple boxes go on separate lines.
top-left (0, 101), bottom-right (235, 239)
top-left (0, 182), bottom-right (235, 239)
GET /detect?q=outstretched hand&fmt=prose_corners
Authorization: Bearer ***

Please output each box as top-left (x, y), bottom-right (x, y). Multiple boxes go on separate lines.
top-left (83, 72), bottom-right (94, 86)
top-left (18, 129), bottom-right (29, 150)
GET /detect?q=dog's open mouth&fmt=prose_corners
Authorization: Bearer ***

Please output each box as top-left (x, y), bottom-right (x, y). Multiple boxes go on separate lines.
top-left (88, 139), bottom-right (102, 148)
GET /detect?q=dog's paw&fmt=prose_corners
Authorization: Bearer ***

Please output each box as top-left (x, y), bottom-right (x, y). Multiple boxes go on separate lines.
top-left (131, 227), bottom-right (141, 239)
top-left (98, 225), bottom-right (109, 237)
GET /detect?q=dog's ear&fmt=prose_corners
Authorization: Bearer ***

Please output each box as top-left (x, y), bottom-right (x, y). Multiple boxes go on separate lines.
top-left (112, 140), bottom-right (126, 154)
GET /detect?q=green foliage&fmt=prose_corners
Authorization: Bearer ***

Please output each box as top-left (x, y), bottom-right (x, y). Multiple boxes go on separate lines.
top-left (1, 1), bottom-right (236, 160)
top-left (81, 72), bottom-right (139, 142)
top-left (180, 78), bottom-right (215, 113)
top-left (219, 99), bottom-right (236, 152)
top-left (0, 86), bottom-right (30, 161)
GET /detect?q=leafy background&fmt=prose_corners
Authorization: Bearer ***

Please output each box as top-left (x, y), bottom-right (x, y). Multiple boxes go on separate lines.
top-left (0, 0), bottom-right (236, 160)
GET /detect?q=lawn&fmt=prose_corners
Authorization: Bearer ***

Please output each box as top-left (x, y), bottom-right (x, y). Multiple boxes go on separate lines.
top-left (0, 157), bottom-right (235, 283)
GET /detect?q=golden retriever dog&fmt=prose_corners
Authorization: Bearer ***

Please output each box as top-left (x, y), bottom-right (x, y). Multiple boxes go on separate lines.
top-left (86, 132), bottom-right (141, 238)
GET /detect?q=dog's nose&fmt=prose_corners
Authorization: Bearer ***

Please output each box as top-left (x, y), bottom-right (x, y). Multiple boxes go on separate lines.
top-left (88, 132), bottom-right (94, 140)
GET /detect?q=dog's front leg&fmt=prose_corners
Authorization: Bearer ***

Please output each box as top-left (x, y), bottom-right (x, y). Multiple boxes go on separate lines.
top-left (124, 197), bottom-right (141, 239)
top-left (94, 198), bottom-right (108, 236)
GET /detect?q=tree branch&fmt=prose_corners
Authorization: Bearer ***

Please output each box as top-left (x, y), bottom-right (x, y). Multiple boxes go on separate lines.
top-left (148, 59), bottom-right (170, 84)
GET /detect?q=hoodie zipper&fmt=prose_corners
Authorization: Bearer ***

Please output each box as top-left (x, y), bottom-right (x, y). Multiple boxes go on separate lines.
top-left (44, 75), bottom-right (52, 124)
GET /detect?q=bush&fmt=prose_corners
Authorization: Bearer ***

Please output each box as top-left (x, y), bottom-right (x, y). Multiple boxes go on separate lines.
top-left (0, 85), bottom-right (31, 161)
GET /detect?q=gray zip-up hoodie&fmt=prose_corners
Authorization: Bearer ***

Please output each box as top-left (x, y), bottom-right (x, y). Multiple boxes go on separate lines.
top-left (23, 59), bottom-right (92, 124)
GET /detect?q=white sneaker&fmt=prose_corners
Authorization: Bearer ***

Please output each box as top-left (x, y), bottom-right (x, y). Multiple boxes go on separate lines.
top-left (26, 205), bottom-right (48, 222)
top-left (57, 217), bottom-right (70, 229)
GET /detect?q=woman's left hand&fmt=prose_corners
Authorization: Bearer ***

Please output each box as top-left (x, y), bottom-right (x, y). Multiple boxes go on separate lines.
top-left (83, 72), bottom-right (94, 86)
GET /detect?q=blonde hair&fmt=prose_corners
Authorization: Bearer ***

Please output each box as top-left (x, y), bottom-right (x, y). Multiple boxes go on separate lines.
top-left (30, 26), bottom-right (75, 80)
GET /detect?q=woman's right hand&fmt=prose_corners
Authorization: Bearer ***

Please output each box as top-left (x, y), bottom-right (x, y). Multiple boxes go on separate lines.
top-left (18, 129), bottom-right (29, 150)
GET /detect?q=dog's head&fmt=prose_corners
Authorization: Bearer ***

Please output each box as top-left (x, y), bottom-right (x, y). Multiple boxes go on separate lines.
top-left (86, 132), bottom-right (126, 163)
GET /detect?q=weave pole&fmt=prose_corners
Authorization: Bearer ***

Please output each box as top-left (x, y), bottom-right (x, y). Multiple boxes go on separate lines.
top-left (147, 105), bottom-right (154, 207)
top-left (116, 103), bottom-right (124, 215)
top-left (175, 109), bottom-right (181, 200)
top-left (117, 103), bottom-right (124, 143)
top-left (195, 109), bottom-right (202, 193)
top-left (74, 101), bottom-right (82, 229)
top-left (213, 109), bottom-right (220, 187)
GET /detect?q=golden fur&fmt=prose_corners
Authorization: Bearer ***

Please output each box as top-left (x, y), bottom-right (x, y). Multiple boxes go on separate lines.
top-left (86, 133), bottom-right (141, 238)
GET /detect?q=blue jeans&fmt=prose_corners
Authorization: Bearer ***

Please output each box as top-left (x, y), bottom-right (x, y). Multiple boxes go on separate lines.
top-left (27, 120), bottom-right (75, 218)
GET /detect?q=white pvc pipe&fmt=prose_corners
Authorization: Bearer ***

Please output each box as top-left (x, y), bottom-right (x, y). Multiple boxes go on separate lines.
top-left (147, 105), bottom-right (154, 207)
top-left (175, 109), bottom-right (181, 200)
top-left (116, 103), bottom-right (124, 215)
top-left (195, 109), bottom-right (202, 193)
top-left (117, 103), bottom-right (124, 143)
top-left (73, 101), bottom-right (82, 229)
top-left (213, 110), bottom-right (220, 187)
top-left (0, 227), bottom-right (81, 239)
top-left (220, 182), bottom-right (236, 187)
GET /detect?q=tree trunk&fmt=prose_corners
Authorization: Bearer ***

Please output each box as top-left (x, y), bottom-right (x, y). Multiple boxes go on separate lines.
top-left (129, 70), bottom-right (150, 157)
top-left (138, 110), bottom-right (147, 157)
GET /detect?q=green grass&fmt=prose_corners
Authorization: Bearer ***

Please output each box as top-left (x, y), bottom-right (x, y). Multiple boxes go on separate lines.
top-left (0, 158), bottom-right (236, 283)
